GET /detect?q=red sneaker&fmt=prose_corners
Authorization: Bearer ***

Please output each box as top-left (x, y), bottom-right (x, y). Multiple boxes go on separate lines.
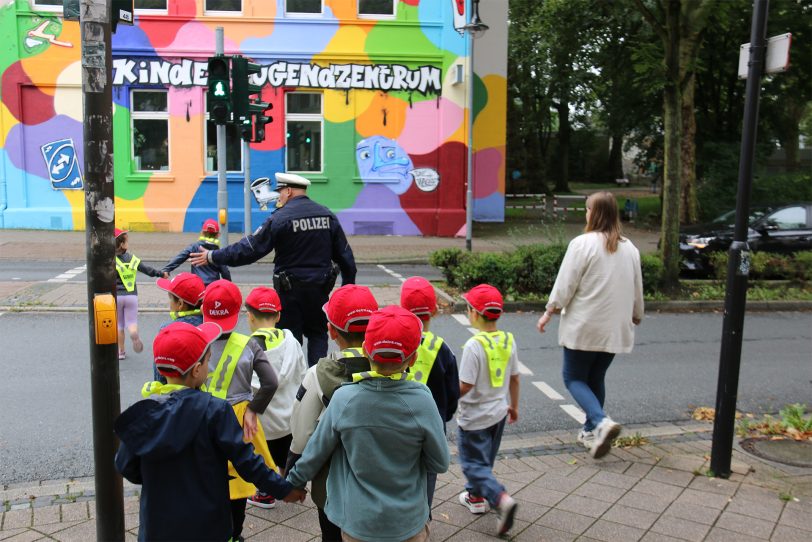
top-left (247, 492), bottom-right (276, 509)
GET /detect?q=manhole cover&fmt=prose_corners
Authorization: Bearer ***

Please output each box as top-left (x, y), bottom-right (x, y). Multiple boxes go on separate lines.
top-left (740, 438), bottom-right (812, 468)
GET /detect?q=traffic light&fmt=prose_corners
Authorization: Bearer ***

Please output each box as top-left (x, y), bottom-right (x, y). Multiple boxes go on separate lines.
top-left (231, 56), bottom-right (270, 142)
top-left (253, 103), bottom-right (273, 143)
top-left (207, 55), bottom-right (231, 125)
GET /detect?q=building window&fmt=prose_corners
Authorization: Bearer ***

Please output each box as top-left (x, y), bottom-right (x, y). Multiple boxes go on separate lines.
top-left (135, 0), bottom-right (168, 10)
top-left (286, 0), bottom-right (322, 16)
top-left (204, 98), bottom-right (243, 173)
top-left (131, 90), bottom-right (169, 172)
top-left (286, 93), bottom-right (322, 173)
top-left (359, 0), bottom-right (395, 17)
top-left (205, 0), bottom-right (241, 13)
top-left (31, 0), bottom-right (62, 10)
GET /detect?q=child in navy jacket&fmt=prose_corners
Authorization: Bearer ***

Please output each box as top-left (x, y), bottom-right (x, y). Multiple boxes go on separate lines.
top-left (163, 219), bottom-right (231, 285)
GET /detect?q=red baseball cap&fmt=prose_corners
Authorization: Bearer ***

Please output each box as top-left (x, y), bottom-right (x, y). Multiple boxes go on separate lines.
top-left (463, 284), bottom-right (503, 320)
top-left (246, 287), bottom-right (282, 313)
top-left (202, 279), bottom-right (242, 332)
top-left (153, 321), bottom-right (221, 376)
top-left (363, 305), bottom-right (423, 364)
top-left (156, 273), bottom-right (205, 307)
top-left (114, 228), bottom-right (128, 238)
top-left (202, 219), bottom-right (220, 234)
top-left (323, 284), bottom-right (378, 333)
top-left (400, 276), bottom-right (437, 321)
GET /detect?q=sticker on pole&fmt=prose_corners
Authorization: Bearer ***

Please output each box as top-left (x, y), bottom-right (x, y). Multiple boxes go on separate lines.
top-left (738, 33), bottom-right (791, 79)
top-left (41, 139), bottom-right (84, 190)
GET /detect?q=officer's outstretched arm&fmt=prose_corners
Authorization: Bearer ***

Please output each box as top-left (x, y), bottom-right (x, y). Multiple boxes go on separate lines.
top-left (211, 217), bottom-right (275, 267)
top-left (330, 220), bottom-right (356, 284)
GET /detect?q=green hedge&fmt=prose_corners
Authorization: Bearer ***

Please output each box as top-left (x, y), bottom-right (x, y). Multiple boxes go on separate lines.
top-left (430, 245), bottom-right (666, 297)
top-left (708, 251), bottom-right (812, 281)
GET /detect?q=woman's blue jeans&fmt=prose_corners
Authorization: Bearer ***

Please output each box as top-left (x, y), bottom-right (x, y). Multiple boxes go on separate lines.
top-left (562, 347), bottom-right (616, 432)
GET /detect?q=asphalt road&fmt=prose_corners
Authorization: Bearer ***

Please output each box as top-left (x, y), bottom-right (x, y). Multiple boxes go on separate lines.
top-left (0, 261), bottom-right (443, 285)
top-left (0, 310), bottom-right (809, 485)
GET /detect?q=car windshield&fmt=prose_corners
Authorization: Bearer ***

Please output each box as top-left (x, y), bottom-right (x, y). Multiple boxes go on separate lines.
top-left (711, 208), bottom-right (768, 227)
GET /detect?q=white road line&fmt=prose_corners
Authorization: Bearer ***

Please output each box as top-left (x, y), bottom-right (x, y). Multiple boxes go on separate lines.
top-left (451, 313), bottom-right (534, 375)
top-left (376, 264), bottom-right (406, 283)
top-left (560, 404), bottom-right (586, 424)
top-left (47, 265), bottom-right (86, 283)
top-left (532, 381), bottom-right (565, 400)
top-left (452, 314), bottom-right (470, 326)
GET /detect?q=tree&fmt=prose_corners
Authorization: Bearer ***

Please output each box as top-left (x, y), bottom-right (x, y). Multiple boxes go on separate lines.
top-left (632, 0), bottom-right (715, 289)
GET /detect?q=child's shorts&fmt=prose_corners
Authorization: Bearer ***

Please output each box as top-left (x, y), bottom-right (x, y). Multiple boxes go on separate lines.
top-left (117, 295), bottom-right (139, 330)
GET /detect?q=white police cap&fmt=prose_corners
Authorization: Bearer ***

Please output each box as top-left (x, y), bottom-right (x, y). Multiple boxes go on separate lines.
top-left (275, 172), bottom-right (311, 189)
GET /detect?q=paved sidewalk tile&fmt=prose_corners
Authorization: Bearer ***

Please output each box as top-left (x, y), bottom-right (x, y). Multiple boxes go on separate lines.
top-left (601, 503), bottom-right (660, 530)
top-left (582, 518), bottom-right (645, 542)
top-left (649, 515), bottom-right (711, 542)
top-left (770, 524), bottom-right (812, 542)
top-left (715, 510), bottom-right (775, 539)
top-left (536, 508), bottom-right (595, 535)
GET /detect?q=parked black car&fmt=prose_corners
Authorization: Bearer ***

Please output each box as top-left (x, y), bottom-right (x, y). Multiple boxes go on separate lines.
top-left (680, 203), bottom-right (812, 276)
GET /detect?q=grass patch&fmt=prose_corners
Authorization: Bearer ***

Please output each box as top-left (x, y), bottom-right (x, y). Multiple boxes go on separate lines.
top-left (736, 404), bottom-right (812, 440)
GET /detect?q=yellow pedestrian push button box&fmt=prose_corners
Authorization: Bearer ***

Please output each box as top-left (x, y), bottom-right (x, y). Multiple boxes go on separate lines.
top-left (94, 293), bottom-right (118, 345)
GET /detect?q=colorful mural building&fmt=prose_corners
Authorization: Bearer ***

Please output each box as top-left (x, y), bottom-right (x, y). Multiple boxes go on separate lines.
top-left (0, 0), bottom-right (507, 236)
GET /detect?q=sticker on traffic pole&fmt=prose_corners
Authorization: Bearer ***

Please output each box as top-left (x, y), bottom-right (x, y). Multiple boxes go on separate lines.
top-left (41, 138), bottom-right (84, 190)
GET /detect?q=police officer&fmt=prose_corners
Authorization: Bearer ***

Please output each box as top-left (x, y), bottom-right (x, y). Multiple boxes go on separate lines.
top-left (190, 172), bottom-right (356, 366)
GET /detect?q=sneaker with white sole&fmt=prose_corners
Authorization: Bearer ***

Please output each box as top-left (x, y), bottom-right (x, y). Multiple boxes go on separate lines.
top-left (458, 491), bottom-right (488, 514)
top-left (495, 492), bottom-right (518, 535)
top-left (247, 491), bottom-right (276, 509)
top-left (577, 429), bottom-right (595, 448)
top-left (590, 417), bottom-right (622, 459)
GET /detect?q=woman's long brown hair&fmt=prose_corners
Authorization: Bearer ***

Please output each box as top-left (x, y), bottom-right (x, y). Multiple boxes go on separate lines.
top-left (585, 192), bottom-right (622, 253)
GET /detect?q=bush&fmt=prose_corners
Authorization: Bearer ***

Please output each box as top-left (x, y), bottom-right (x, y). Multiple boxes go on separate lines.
top-left (708, 250), bottom-right (811, 281)
top-left (428, 248), bottom-right (466, 284)
top-left (451, 252), bottom-right (514, 293)
top-left (640, 254), bottom-right (665, 294)
top-left (510, 244), bottom-right (567, 295)
top-left (791, 252), bottom-right (812, 282)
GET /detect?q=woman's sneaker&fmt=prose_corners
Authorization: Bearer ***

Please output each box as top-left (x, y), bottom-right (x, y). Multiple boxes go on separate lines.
top-left (247, 491), bottom-right (276, 509)
top-left (496, 492), bottom-right (518, 535)
top-left (458, 491), bottom-right (488, 514)
top-left (590, 417), bottom-right (622, 459)
top-left (577, 429), bottom-right (595, 448)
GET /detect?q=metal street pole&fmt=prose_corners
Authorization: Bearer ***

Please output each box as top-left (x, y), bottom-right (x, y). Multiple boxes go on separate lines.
top-left (710, 0), bottom-right (769, 479)
top-left (465, 26), bottom-right (475, 252)
top-left (80, 1), bottom-right (124, 539)
top-left (216, 27), bottom-right (229, 246)
top-left (244, 138), bottom-right (251, 235)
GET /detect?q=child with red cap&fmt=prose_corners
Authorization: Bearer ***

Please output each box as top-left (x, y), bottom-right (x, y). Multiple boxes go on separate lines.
top-left (162, 218), bottom-right (231, 285)
top-left (150, 272), bottom-right (206, 383)
top-left (115, 322), bottom-right (305, 542)
top-left (288, 284), bottom-right (378, 541)
top-left (400, 276), bottom-right (459, 510)
top-left (201, 280), bottom-right (280, 542)
top-left (457, 283), bottom-right (520, 536)
top-left (242, 286), bottom-right (307, 510)
top-left (114, 228), bottom-right (168, 361)
top-left (287, 306), bottom-right (450, 542)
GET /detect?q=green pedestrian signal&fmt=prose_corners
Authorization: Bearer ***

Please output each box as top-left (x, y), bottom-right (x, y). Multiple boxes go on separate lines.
top-left (206, 55), bottom-right (231, 125)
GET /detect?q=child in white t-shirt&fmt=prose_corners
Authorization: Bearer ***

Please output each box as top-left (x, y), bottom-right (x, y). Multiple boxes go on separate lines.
top-left (244, 287), bottom-right (307, 509)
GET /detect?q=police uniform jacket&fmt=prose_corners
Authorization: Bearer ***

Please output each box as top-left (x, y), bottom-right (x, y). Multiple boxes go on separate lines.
top-left (210, 196), bottom-right (356, 285)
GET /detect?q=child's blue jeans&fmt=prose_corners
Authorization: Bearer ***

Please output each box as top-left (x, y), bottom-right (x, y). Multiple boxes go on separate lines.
top-left (457, 416), bottom-right (507, 508)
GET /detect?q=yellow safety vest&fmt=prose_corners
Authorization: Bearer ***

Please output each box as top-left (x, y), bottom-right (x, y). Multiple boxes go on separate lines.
top-left (472, 331), bottom-right (514, 388)
top-left (115, 255), bottom-right (140, 292)
top-left (141, 382), bottom-right (188, 398)
top-left (351, 370), bottom-right (412, 383)
top-left (252, 327), bottom-right (285, 350)
top-left (199, 235), bottom-right (219, 246)
top-left (341, 347), bottom-right (365, 358)
top-left (411, 331), bottom-right (443, 385)
top-left (202, 333), bottom-right (250, 400)
top-left (170, 309), bottom-right (202, 320)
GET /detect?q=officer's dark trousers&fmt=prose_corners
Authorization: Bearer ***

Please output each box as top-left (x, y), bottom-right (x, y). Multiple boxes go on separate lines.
top-left (279, 284), bottom-right (328, 367)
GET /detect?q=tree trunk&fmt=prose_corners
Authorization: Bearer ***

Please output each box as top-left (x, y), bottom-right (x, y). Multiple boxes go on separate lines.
top-left (555, 100), bottom-right (571, 192)
top-left (608, 133), bottom-right (624, 181)
top-left (680, 73), bottom-right (698, 223)
top-left (782, 98), bottom-right (804, 172)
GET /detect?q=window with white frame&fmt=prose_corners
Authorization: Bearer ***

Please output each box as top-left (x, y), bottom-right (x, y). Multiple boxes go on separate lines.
top-left (131, 90), bottom-right (170, 172)
top-left (31, 0), bottom-right (62, 10)
top-left (286, 0), bottom-right (322, 16)
top-left (205, 0), bottom-right (242, 13)
top-left (286, 93), bottom-right (322, 173)
top-left (359, 0), bottom-right (395, 17)
top-left (135, 0), bottom-right (168, 10)
top-left (204, 98), bottom-right (243, 173)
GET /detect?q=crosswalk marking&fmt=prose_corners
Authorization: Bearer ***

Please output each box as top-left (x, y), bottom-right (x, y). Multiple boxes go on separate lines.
top-left (376, 264), bottom-right (406, 283)
top-left (47, 265), bottom-right (86, 283)
top-left (560, 404), bottom-right (586, 424)
top-left (532, 381), bottom-right (565, 400)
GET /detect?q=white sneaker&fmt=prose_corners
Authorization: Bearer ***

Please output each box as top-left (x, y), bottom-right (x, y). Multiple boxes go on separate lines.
top-left (496, 492), bottom-right (518, 535)
top-left (458, 491), bottom-right (488, 514)
top-left (577, 429), bottom-right (595, 448)
top-left (590, 417), bottom-right (622, 459)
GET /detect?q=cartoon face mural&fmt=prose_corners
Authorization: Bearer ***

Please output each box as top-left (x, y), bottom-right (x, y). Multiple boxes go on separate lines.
top-left (355, 136), bottom-right (413, 195)
top-left (0, 1), bottom-right (507, 236)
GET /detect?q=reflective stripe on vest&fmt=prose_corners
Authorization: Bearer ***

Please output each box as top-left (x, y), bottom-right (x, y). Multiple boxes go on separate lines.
top-left (202, 333), bottom-right (250, 400)
top-left (199, 235), bottom-right (220, 246)
top-left (351, 370), bottom-right (412, 383)
top-left (252, 328), bottom-right (285, 351)
top-left (115, 255), bottom-right (140, 292)
top-left (341, 347), bottom-right (365, 358)
top-left (472, 331), bottom-right (513, 388)
top-left (411, 331), bottom-right (443, 385)
top-left (170, 309), bottom-right (202, 320)
top-left (141, 381), bottom-right (188, 398)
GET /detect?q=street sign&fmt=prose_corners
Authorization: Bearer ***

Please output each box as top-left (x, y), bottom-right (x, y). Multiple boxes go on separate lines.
top-left (738, 33), bottom-right (791, 78)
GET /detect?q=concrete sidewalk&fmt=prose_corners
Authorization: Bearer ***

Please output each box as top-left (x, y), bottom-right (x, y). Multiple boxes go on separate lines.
top-left (2, 423), bottom-right (810, 541)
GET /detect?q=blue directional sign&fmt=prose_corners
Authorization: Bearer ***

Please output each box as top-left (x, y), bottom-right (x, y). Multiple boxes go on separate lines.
top-left (41, 138), bottom-right (84, 190)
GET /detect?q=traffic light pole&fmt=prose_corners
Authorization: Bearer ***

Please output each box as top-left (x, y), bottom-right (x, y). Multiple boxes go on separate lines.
top-left (80, 1), bottom-right (124, 540)
top-left (710, 0), bottom-right (769, 479)
top-left (215, 27), bottom-right (229, 246)
top-left (243, 138), bottom-right (252, 235)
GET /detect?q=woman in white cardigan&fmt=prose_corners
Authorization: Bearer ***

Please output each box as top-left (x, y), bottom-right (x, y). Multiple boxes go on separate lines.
top-left (536, 192), bottom-right (644, 459)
